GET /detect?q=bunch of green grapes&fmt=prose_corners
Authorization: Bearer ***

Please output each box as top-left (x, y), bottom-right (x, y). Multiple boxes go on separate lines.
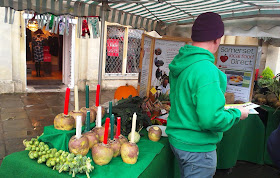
top-left (23, 138), bottom-right (94, 178)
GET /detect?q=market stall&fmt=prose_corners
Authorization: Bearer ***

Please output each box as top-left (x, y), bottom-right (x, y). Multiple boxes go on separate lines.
top-left (1, 1), bottom-right (280, 177)
top-left (0, 113), bottom-right (275, 177)
top-left (0, 130), bottom-right (178, 178)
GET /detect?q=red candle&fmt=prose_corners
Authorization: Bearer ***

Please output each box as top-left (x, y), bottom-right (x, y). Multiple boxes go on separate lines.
top-left (95, 84), bottom-right (100, 107)
top-left (64, 88), bottom-right (70, 115)
top-left (103, 117), bottom-right (110, 144)
top-left (115, 117), bottom-right (121, 138)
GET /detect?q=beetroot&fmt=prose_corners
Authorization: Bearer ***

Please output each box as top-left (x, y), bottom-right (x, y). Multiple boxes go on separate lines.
top-left (121, 142), bottom-right (139, 164)
top-left (92, 143), bottom-right (113, 165)
top-left (54, 113), bottom-right (75, 131)
top-left (69, 111), bottom-right (86, 127)
top-left (68, 135), bottom-right (89, 156)
top-left (92, 127), bottom-right (105, 142)
top-left (109, 139), bottom-right (121, 157)
top-left (83, 131), bottom-right (99, 149)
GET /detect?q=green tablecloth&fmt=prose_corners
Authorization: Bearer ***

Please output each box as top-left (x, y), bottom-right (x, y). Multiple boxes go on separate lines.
top-left (1, 108), bottom-right (279, 177)
top-left (0, 129), bottom-right (169, 178)
top-left (262, 105), bottom-right (280, 165)
top-left (216, 114), bottom-right (265, 169)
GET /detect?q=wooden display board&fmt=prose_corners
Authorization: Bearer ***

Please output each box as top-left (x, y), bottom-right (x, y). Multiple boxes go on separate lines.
top-left (216, 45), bottom-right (258, 102)
top-left (137, 35), bottom-right (192, 98)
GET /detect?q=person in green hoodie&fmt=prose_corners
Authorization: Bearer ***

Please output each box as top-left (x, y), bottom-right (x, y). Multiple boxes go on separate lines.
top-left (166, 12), bottom-right (249, 178)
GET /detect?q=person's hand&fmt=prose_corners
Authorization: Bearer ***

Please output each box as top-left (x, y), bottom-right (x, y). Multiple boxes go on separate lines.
top-left (235, 106), bottom-right (249, 120)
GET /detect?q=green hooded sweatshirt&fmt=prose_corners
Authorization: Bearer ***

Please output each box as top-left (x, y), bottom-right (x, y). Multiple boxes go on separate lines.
top-left (166, 45), bottom-right (241, 152)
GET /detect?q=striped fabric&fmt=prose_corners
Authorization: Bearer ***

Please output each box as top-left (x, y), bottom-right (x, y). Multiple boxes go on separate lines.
top-left (1, 0), bottom-right (280, 31)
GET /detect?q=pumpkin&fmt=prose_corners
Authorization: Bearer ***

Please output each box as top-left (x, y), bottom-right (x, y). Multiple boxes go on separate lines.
top-left (114, 84), bottom-right (138, 100)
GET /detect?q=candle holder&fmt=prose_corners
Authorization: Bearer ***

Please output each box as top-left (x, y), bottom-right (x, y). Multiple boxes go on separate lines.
top-left (83, 130), bottom-right (99, 149)
top-left (121, 142), bottom-right (139, 164)
top-left (54, 113), bottom-right (75, 131)
top-left (121, 113), bottom-right (139, 164)
top-left (68, 135), bottom-right (89, 156)
top-left (92, 118), bottom-right (113, 166)
top-left (92, 143), bottom-right (113, 166)
top-left (54, 88), bottom-right (75, 130)
top-left (92, 126), bottom-right (105, 142)
top-left (109, 139), bottom-right (121, 157)
top-left (90, 106), bottom-right (105, 119)
top-left (80, 107), bottom-right (97, 123)
top-left (69, 111), bottom-right (86, 128)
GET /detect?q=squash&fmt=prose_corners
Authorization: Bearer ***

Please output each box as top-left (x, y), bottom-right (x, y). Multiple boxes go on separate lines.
top-left (114, 84), bottom-right (138, 100)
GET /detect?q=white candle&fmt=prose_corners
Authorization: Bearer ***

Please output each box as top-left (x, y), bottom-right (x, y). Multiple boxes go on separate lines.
top-left (76, 115), bottom-right (82, 139)
top-left (97, 106), bottom-right (102, 127)
top-left (131, 112), bottom-right (137, 143)
top-left (74, 85), bottom-right (79, 112)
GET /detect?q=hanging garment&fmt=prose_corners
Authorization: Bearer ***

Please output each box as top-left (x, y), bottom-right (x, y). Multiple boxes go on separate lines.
top-left (49, 36), bottom-right (59, 56)
top-left (82, 19), bottom-right (90, 38)
top-left (26, 29), bottom-right (32, 61)
top-left (89, 17), bottom-right (99, 38)
top-left (59, 17), bottom-right (66, 35)
top-left (32, 35), bottom-right (44, 62)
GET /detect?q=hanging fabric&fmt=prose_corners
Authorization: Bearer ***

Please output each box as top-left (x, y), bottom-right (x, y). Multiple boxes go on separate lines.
top-left (51, 16), bottom-right (56, 33)
top-left (59, 16), bottom-right (66, 35)
top-left (40, 14), bottom-right (45, 29)
top-left (45, 14), bottom-right (51, 31)
top-left (54, 16), bottom-right (60, 34)
top-left (9, 8), bottom-right (15, 24)
top-left (65, 15), bottom-right (70, 36)
top-left (37, 14), bottom-right (41, 29)
top-left (4, 7), bottom-right (8, 23)
top-left (49, 15), bottom-right (55, 30)
top-left (89, 17), bottom-right (99, 38)
top-left (24, 10), bottom-right (29, 27)
top-left (77, 17), bottom-right (81, 38)
top-left (81, 18), bottom-right (90, 38)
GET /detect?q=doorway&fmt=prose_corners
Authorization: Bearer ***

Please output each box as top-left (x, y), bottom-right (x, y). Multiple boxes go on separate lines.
top-left (25, 27), bottom-right (75, 92)
top-left (26, 26), bottom-right (63, 86)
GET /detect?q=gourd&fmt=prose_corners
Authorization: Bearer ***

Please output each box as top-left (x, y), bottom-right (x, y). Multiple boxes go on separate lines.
top-left (114, 84), bottom-right (138, 100)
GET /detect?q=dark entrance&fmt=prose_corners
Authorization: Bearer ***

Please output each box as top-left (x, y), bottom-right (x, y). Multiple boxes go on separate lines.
top-left (26, 27), bottom-right (63, 85)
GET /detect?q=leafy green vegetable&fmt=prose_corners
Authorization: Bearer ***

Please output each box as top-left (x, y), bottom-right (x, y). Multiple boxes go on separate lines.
top-left (112, 96), bottom-right (151, 136)
top-left (23, 138), bottom-right (94, 178)
top-left (157, 93), bottom-right (170, 101)
top-left (261, 67), bottom-right (274, 79)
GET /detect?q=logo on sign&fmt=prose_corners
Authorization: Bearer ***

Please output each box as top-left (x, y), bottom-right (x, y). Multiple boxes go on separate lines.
top-left (220, 54), bottom-right (228, 63)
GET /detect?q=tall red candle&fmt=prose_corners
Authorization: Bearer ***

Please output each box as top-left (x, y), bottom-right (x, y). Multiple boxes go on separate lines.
top-left (64, 88), bottom-right (70, 115)
top-left (95, 84), bottom-right (100, 107)
top-left (115, 117), bottom-right (121, 138)
top-left (103, 117), bottom-right (110, 144)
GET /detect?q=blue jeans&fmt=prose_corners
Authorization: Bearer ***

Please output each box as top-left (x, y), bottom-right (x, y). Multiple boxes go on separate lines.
top-left (170, 145), bottom-right (217, 178)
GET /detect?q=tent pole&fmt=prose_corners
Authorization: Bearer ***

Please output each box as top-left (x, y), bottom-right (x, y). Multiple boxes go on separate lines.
top-left (98, 4), bottom-right (106, 99)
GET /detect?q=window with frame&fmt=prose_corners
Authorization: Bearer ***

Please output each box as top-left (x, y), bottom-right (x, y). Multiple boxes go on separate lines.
top-left (105, 25), bottom-right (143, 75)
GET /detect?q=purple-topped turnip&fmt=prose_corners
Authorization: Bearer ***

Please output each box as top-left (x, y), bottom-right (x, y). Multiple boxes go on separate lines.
top-left (120, 113), bottom-right (139, 164)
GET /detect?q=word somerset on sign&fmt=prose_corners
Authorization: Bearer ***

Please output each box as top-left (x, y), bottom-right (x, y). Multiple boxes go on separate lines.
top-left (216, 45), bottom-right (258, 102)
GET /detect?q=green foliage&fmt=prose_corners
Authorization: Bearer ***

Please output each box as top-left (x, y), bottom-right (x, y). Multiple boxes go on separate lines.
top-left (257, 78), bottom-right (274, 88)
top-left (268, 73), bottom-right (280, 99)
top-left (261, 67), bottom-right (274, 79)
top-left (112, 96), bottom-right (151, 136)
top-left (157, 93), bottom-right (170, 101)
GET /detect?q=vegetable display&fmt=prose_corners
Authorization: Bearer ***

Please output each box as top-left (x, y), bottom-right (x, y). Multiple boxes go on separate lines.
top-left (23, 138), bottom-right (94, 178)
top-left (112, 96), bottom-right (151, 135)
